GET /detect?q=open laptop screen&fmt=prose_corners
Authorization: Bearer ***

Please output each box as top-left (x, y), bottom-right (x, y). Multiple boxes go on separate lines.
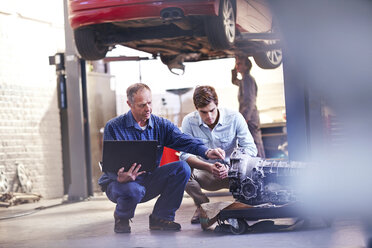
top-left (102, 140), bottom-right (158, 173)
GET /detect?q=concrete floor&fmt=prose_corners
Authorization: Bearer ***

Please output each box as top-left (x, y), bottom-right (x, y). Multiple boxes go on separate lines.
top-left (0, 193), bottom-right (369, 248)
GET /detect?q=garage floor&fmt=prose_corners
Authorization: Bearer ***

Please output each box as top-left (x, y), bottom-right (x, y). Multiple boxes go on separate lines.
top-left (0, 192), bottom-right (369, 248)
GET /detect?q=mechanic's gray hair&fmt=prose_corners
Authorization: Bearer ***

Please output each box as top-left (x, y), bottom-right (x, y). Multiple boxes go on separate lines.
top-left (126, 83), bottom-right (151, 103)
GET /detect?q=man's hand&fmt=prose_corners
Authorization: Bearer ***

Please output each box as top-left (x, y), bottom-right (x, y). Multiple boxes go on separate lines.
top-left (117, 163), bottom-right (146, 183)
top-left (206, 148), bottom-right (225, 160)
top-left (212, 162), bottom-right (229, 179)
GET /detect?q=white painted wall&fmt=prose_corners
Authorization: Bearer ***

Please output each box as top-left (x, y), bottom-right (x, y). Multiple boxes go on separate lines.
top-left (0, 0), bottom-right (65, 198)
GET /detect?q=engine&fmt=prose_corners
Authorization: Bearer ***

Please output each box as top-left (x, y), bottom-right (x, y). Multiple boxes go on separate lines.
top-left (228, 147), bottom-right (304, 206)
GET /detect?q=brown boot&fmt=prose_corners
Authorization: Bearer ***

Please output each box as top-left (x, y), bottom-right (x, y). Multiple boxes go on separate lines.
top-left (149, 214), bottom-right (181, 231)
top-left (114, 213), bottom-right (131, 233)
top-left (191, 206), bottom-right (201, 224)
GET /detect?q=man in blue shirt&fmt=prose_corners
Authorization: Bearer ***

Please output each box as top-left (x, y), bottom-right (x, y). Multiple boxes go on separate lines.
top-left (98, 83), bottom-right (225, 233)
top-left (180, 85), bottom-right (257, 224)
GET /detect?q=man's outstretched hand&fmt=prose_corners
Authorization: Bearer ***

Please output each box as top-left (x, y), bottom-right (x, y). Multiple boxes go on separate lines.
top-left (117, 163), bottom-right (146, 183)
top-left (206, 148), bottom-right (225, 160)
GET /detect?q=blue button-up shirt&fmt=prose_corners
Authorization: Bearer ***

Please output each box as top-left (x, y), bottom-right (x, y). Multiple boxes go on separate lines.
top-left (180, 108), bottom-right (257, 164)
top-left (98, 111), bottom-right (209, 188)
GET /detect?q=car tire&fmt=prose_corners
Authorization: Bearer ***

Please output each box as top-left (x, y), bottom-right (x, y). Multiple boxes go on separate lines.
top-left (74, 27), bottom-right (108, 61)
top-left (253, 40), bottom-right (282, 69)
top-left (205, 0), bottom-right (235, 50)
top-left (253, 49), bottom-right (282, 69)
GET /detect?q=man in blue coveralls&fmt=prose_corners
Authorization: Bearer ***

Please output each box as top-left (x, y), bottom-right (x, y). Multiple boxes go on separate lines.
top-left (98, 83), bottom-right (225, 233)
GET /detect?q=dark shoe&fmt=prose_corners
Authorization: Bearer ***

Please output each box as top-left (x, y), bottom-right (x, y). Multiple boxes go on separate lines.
top-left (191, 206), bottom-right (201, 224)
top-left (114, 213), bottom-right (131, 233)
top-left (149, 214), bottom-right (181, 231)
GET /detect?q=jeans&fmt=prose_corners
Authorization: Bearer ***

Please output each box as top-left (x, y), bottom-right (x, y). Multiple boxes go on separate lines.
top-left (105, 161), bottom-right (191, 221)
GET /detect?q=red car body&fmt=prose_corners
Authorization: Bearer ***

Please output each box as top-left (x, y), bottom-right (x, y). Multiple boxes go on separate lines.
top-left (68, 0), bottom-right (281, 71)
top-left (69, 0), bottom-right (219, 29)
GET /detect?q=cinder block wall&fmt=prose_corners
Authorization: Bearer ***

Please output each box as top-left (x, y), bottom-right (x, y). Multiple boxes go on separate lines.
top-left (0, 1), bottom-right (65, 198)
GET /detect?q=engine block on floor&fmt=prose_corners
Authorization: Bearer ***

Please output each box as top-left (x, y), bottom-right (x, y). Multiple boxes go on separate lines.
top-left (228, 148), bottom-right (305, 206)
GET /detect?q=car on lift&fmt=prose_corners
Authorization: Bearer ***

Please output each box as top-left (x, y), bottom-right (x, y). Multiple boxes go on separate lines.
top-left (68, 0), bottom-right (282, 72)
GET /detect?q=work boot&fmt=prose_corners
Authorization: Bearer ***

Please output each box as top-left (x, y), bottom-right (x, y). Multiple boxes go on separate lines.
top-left (191, 206), bottom-right (201, 224)
top-left (149, 214), bottom-right (181, 231)
top-left (114, 213), bottom-right (131, 233)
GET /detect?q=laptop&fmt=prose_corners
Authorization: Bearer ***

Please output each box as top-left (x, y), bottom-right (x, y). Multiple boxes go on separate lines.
top-left (101, 140), bottom-right (158, 173)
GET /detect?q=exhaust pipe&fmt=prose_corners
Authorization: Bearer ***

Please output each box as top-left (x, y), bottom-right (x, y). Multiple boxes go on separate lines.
top-left (160, 7), bottom-right (184, 21)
